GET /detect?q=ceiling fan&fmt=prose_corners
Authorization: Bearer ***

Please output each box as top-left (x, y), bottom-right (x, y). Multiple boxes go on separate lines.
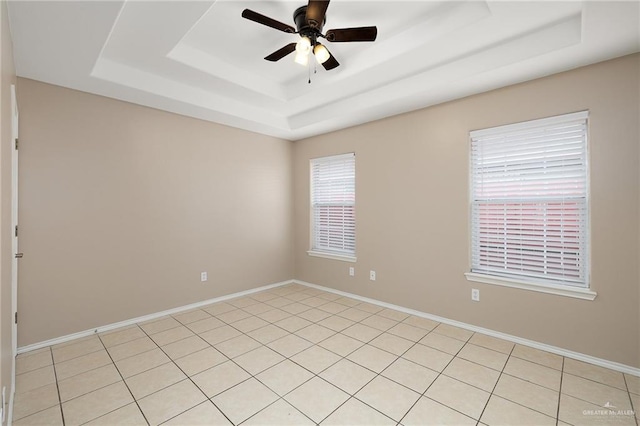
top-left (241, 0), bottom-right (378, 71)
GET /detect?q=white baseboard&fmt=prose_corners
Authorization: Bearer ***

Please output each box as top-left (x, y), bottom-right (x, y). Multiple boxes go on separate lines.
top-left (17, 277), bottom-right (639, 378)
top-left (294, 279), bottom-right (640, 377)
top-left (17, 279), bottom-right (293, 354)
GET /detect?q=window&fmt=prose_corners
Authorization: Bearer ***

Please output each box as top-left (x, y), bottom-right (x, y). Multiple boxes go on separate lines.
top-left (466, 111), bottom-right (595, 299)
top-left (309, 153), bottom-right (356, 262)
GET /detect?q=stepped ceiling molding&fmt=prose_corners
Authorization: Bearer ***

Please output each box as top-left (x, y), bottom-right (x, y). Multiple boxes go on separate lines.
top-left (8, 1), bottom-right (640, 140)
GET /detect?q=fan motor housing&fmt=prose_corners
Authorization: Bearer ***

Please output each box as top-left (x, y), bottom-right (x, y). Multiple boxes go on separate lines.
top-left (293, 6), bottom-right (325, 35)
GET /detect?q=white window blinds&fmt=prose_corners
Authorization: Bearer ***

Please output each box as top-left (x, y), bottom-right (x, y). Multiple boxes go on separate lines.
top-left (470, 111), bottom-right (589, 288)
top-left (311, 153), bottom-right (355, 256)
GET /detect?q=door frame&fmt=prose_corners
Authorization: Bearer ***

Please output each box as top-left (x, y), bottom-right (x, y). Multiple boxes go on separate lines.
top-left (8, 83), bottom-right (19, 425)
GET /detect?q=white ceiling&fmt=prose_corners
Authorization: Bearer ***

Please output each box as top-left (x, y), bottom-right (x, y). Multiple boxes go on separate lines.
top-left (8, 1), bottom-right (640, 141)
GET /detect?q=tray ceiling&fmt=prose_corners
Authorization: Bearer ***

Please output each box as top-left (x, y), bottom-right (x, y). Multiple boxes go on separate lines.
top-left (8, 1), bottom-right (640, 140)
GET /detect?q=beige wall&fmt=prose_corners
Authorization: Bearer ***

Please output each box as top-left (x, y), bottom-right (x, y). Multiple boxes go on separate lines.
top-left (0, 0), bottom-right (16, 415)
top-left (293, 54), bottom-right (640, 367)
top-left (17, 78), bottom-right (294, 346)
top-left (15, 53), bottom-right (640, 367)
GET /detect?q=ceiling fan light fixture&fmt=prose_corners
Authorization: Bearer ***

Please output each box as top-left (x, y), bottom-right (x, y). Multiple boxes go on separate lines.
top-left (295, 36), bottom-right (311, 54)
top-left (314, 43), bottom-right (330, 64)
top-left (294, 50), bottom-right (309, 66)
top-left (242, 1), bottom-right (378, 72)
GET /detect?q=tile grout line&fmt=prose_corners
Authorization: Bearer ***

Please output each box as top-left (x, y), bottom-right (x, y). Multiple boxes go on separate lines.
top-left (235, 382), bottom-right (316, 426)
top-left (200, 287), bottom-right (385, 424)
top-left (497, 371), bottom-right (561, 394)
top-left (554, 372), bottom-right (635, 412)
top-left (556, 356), bottom-right (565, 426)
top-left (500, 352), bottom-right (636, 423)
top-left (211, 288), bottom-right (323, 424)
top-left (134, 323), bottom-right (238, 426)
top-left (44, 348), bottom-right (104, 372)
top-left (218, 300), bottom-right (343, 424)
top-left (20, 284), bottom-right (632, 426)
top-left (19, 288), bottom-right (417, 423)
top-left (250, 288), bottom-right (375, 424)
top-left (474, 343), bottom-right (517, 425)
top-left (568, 371), bottom-right (632, 392)
top-left (318, 323), bottom-right (433, 424)
top-left (48, 347), bottom-right (67, 426)
top-left (20, 339), bottom-right (114, 416)
top-left (49, 352), bottom-right (117, 384)
top-left (142, 298), bottom-right (318, 425)
top-left (13, 347), bottom-right (66, 425)
top-left (298, 304), bottom-right (476, 423)
top-left (21, 289), bottom-right (337, 425)
top-left (622, 373), bottom-right (639, 426)
top-left (133, 294), bottom-right (300, 397)
top-left (15, 288), bottom-right (481, 423)
top-left (468, 345), bottom-right (564, 423)
top-left (484, 368), bottom-right (563, 421)
top-left (94, 325), bottom-right (151, 426)
top-left (237, 328), bottom-right (364, 423)
top-left (397, 330), bottom-right (477, 425)
top-left (206, 287), bottom-right (461, 424)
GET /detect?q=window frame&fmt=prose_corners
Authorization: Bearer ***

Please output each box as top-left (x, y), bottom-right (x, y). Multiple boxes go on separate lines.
top-left (307, 153), bottom-right (357, 263)
top-left (465, 111), bottom-right (596, 300)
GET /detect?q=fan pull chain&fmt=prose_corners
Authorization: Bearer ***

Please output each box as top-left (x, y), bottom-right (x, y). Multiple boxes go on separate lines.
top-left (307, 57), bottom-right (318, 84)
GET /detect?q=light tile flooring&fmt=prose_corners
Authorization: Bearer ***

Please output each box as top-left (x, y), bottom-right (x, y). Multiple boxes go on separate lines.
top-left (13, 283), bottom-right (640, 425)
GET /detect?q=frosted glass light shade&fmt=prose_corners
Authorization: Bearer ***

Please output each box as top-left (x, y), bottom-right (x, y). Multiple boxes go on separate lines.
top-left (294, 50), bottom-right (309, 66)
top-left (296, 36), bottom-right (311, 54)
top-left (314, 44), bottom-right (330, 64)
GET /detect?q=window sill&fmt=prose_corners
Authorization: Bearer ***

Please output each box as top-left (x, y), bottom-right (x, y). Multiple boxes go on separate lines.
top-left (307, 250), bottom-right (357, 263)
top-left (464, 272), bottom-right (597, 301)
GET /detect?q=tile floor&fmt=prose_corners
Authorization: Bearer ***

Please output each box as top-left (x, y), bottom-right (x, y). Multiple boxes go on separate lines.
top-left (12, 283), bottom-right (640, 425)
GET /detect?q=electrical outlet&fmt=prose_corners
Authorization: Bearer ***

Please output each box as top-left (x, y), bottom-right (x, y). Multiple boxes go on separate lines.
top-left (349, 267), bottom-right (355, 277)
top-left (369, 270), bottom-right (376, 281)
top-left (471, 288), bottom-right (480, 302)
top-left (201, 272), bottom-right (208, 282)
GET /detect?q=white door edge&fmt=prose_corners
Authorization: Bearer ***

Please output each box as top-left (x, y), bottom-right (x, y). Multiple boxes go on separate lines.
top-left (8, 83), bottom-right (19, 426)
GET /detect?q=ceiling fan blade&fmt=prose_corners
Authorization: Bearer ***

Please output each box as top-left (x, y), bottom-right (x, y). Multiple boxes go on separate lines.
top-left (322, 49), bottom-right (340, 71)
top-left (241, 9), bottom-right (295, 33)
top-left (306, 0), bottom-right (330, 29)
top-left (264, 43), bottom-right (297, 62)
top-left (325, 26), bottom-right (378, 42)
